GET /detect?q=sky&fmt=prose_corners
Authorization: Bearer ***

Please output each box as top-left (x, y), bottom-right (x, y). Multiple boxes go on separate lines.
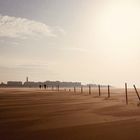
top-left (0, 0), bottom-right (140, 87)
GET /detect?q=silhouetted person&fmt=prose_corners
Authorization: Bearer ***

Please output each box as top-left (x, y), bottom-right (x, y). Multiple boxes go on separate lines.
top-left (39, 85), bottom-right (42, 89)
top-left (44, 84), bottom-right (47, 89)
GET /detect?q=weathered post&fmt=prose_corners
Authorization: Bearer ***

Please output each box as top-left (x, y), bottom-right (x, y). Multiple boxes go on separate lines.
top-left (98, 85), bottom-right (101, 96)
top-left (89, 85), bottom-right (91, 95)
top-left (57, 85), bottom-right (59, 92)
top-left (125, 83), bottom-right (128, 105)
top-left (74, 86), bottom-right (76, 93)
top-left (52, 85), bottom-right (54, 91)
top-left (133, 85), bottom-right (140, 101)
top-left (108, 85), bottom-right (110, 98)
top-left (81, 86), bottom-right (83, 93)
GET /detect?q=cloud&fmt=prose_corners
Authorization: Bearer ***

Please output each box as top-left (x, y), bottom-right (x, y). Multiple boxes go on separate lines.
top-left (61, 46), bottom-right (89, 52)
top-left (0, 14), bottom-right (60, 39)
top-left (16, 64), bottom-right (48, 69)
top-left (53, 26), bottom-right (66, 36)
top-left (0, 63), bottom-right (48, 70)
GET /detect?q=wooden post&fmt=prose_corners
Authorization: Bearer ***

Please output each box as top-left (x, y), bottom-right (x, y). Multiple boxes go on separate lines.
top-left (81, 86), bottom-right (83, 93)
top-left (125, 83), bottom-right (128, 105)
top-left (133, 85), bottom-right (140, 101)
top-left (74, 87), bottom-right (76, 93)
top-left (52, 85), bottom-right (54, 91)
top-left (89, 85), bottom-right (91, 95)
top-left (108, 85), bottom-right (110, 98)
top-left (98, 85), bottom-right (101, 96)
top-left (58, 85), bottom-right (59, 92)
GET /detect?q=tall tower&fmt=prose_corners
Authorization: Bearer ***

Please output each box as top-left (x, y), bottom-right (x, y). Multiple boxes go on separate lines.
top-left (26, 77), bottom-right (29, 82)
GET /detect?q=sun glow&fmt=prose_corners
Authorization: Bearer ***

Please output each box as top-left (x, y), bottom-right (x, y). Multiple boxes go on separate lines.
top-left (97, 2), bottom-right (140, 47)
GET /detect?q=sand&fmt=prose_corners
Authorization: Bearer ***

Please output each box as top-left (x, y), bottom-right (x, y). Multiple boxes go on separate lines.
top-left (0, 87), bottom-right (140, 140)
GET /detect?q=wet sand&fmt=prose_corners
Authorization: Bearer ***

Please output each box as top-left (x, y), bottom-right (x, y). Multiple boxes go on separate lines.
top-left (0, 88), bottom-right (140, 140)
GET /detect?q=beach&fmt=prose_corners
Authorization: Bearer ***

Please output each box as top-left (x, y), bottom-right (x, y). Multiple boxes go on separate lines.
top-left (0, 88), bottom-right (140, 140)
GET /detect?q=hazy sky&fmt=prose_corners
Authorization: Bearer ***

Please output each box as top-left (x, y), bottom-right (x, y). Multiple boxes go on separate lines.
top-left (0, 0), bottom-right (140, 87)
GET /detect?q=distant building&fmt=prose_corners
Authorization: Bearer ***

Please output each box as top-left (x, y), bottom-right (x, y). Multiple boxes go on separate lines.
top-left (0, 82), bottom-right (7, 87)
top-left (23, 80), bottom-right (81, 88)
top-left (3, 78), bottom-right (82, 88)
top-left (23, 76), bottom-right (42, 87)
top-left (44, 81), bottom-right (81, 87)
top-left (23, 81), bottom-right (41, 87)
top-left (86, 84), bottom-right (98, 87)
top-left (26, 77), bottom-right (29, 82)
top-left (7, 81), bottom-right (22, 87)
